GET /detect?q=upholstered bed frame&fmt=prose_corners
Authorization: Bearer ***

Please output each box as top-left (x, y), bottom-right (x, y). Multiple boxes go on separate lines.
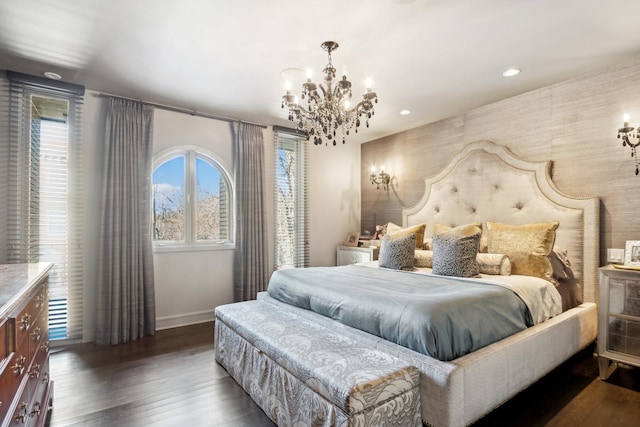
top-left (217, 140), bottom-right (600, 426)
top-left (403, 140), bottom-right (599, 303)
top-left (397, 140), bottom-right (599, 425)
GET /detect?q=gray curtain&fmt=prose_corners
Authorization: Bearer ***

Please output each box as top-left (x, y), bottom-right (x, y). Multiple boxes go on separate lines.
top-left (233, 122), bottom-right (270, 301)
top-left (96, 98), bottom-right (156, 345)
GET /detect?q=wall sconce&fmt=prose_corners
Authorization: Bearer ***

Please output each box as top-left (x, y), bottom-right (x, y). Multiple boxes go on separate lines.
top-left (370, 165), bottom-right (391, 191)
top-left (618, 114), bottom-right (640, 175)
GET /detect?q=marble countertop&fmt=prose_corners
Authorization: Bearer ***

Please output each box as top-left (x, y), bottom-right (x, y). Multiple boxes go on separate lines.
top-left (0, 263), bottom-right (53, 317)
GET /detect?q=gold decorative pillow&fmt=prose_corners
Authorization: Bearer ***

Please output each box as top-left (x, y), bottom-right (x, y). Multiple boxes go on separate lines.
top-left (434, 222), bottom-right (481, 237)
top-left (386, 222), bottom-right (426, 249)
top-left (486, 221), bottom-right (559, 283)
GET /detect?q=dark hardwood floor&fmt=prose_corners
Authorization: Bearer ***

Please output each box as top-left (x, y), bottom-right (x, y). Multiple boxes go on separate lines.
top-left (47, 322), bottom-right (640, 427)
top-left (48, 322), bottom-right (275, 427)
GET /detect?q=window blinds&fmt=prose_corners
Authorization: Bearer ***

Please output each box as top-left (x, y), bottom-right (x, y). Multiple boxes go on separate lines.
top-left (4, 71), bottom-right (85, 342)
top-left (274, 128), bottom-right (309, 269)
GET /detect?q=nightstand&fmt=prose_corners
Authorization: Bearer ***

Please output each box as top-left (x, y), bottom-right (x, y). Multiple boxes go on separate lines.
top-left (336, 245), bottom-right (379, 266)
top-left (598, 265), bottom-right (640, 379)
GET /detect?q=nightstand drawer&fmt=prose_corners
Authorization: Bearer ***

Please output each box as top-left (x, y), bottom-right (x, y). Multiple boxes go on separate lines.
top-left (607, 316), bottom-right (640, 357)
top-left (336, 246), bottom-right (379, 266)
top-left (609, 277), bottom-right (640, 315)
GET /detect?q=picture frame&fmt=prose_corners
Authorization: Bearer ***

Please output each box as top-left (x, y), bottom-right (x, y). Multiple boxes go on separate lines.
top-left (344, 231), bottom-right (360, 247)
top-left (624, 240), bottom-right (640, 266)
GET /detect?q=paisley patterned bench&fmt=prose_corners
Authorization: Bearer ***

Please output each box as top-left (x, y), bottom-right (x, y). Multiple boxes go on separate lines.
top-left (215, 300), bottom-right (421, 427)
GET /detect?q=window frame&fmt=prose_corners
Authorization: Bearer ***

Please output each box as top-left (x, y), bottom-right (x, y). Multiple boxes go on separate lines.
top-left (152, 145), bottom-right (234, 252)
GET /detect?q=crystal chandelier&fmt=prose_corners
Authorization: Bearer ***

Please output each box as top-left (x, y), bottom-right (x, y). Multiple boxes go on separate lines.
top-left (281, 41), bottom-right (378, 146)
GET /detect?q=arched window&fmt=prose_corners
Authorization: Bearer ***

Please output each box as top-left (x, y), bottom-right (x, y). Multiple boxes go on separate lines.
top-left (152, 148), bottom-right (233, 248)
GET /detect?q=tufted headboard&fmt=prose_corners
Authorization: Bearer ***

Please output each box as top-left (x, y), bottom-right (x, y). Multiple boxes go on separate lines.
top-left (402, 140), bottom-right (599, 303)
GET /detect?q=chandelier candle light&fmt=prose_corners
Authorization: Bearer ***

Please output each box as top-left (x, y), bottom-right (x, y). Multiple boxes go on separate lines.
top-left (618, 114), bottom-right (640, 175)
top-left (281, 41), bottom-right (378, 146)
top-left (370, 165), bottom-right (390, 191)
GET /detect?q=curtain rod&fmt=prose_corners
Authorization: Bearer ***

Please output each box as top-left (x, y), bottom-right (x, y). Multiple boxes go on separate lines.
top-left (95, 92), bottom-right (267, 128)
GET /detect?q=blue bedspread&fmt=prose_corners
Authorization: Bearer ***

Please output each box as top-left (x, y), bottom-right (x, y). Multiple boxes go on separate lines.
top-left (267, 265), bottom-right (532, 361)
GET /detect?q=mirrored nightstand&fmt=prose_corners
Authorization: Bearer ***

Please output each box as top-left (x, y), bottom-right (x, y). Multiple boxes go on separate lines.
top-left (598, 265), bottom-right (640, 379)
top-left (336, 245), bottom-right (379, 266)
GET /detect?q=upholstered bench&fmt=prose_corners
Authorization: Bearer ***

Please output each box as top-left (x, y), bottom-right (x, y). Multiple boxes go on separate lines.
top-left (215, 300), bottom-right (421, 427)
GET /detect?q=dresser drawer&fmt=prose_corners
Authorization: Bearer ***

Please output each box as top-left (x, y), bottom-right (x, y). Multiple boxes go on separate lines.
top-left (8, 377), bottom-right (31, 426)
top-left (15, 291), bottom-right (43, 340)
top-left (27, 307), bottom-right (48, 366)
top-left (0, 319), bottom-right (6, 363)
top-left (29, 356), bottom-right (50, 423)
top-left (0, 351), bottom-right (29, 421)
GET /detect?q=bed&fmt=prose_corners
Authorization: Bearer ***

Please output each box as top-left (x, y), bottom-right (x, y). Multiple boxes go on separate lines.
top-left (217, 140), bottom-right (599, 426)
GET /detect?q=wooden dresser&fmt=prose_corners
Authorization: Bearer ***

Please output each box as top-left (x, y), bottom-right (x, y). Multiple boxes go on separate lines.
top-left (0, 263), bottom-right (53, 427)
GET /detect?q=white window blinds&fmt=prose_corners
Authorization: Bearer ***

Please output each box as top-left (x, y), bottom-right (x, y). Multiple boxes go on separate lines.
top-left (274, 128), bottom-right (309, 269)
top-left (4, 71), bottom-right (85, 342)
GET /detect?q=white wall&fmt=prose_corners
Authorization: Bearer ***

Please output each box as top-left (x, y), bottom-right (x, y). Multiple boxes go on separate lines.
top-left (80, 99), bottom-right (286, 339)
top-left (308, 142), bottom-right (362, 267)
top-left (151, 109), bottom-right (237, 330)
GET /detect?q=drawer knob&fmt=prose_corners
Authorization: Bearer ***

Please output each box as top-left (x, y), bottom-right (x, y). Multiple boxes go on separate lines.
top-left (19, 313), bottom-right (31, 331)
top-left (31, 327), bottom-right (41, 341)
top-left (14, 402), bottom-right (28, 424)
top-left (30, 401), bottom-right (42, 418)
top-left (36, 293), bottom-right (46, 309)
top-left (29, 364), bottom-right (40, 379)
top-left (12, 355), bottom-right (26, 375)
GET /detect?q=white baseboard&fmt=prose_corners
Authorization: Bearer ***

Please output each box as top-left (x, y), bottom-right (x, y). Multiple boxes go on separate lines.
top-left (155, 309), bottom-right (215, 331)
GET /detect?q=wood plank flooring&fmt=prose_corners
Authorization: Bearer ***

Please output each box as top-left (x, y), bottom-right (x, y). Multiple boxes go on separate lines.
top-left (47, 322), bottom-right (640, 427)
top-left (48, 322), bottom-right (274, 427)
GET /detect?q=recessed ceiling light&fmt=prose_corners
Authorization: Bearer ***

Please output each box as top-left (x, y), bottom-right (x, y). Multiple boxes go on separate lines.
top-left (502, 68), bottom-right (521, 77)
top-left (43, 71), bottom-right (62, 80)
top-left (400, 109), bottom-right (411, 115)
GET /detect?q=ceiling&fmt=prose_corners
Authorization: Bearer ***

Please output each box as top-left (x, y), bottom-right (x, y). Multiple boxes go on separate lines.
top-left (2, 0), bottom-right (640, 144)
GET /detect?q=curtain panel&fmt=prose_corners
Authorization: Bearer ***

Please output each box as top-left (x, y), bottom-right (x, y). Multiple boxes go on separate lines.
top-left (233, 123), bottom-right (270, 301)
top-left (96, 98), bottom-right (155, 345)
